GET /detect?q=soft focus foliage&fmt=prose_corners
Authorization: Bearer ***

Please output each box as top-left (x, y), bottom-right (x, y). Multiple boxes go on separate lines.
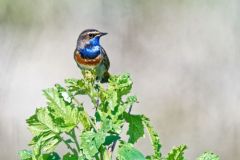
top-left (197, 152), bottom-right (220, 160)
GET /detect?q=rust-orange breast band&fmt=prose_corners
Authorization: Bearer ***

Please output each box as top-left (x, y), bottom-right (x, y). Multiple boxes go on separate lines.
top-left (74, 51), bottom-right (103, 66)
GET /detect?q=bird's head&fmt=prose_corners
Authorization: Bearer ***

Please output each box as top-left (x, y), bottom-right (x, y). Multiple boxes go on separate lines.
top-left (77, 29), bottom-right (107, 49)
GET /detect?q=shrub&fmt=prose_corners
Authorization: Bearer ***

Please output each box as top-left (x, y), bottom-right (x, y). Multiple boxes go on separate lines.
top-left (19, 70), bottom-right (219, 160)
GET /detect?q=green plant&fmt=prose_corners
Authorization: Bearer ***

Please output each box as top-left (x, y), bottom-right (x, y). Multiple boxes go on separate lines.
top-left (19, 70), bottom-right (220, 160)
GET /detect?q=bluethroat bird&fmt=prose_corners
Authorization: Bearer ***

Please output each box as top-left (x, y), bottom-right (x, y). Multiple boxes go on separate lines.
top-left (74, 29), bottom-right (110, 83)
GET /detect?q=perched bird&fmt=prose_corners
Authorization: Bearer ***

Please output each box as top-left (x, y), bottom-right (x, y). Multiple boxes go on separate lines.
top-left (74, 29), bottom-right (110, 83)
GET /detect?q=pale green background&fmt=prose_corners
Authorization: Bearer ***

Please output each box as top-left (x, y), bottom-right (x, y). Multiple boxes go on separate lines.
top-left (0, 0), bottom-right (240, 159)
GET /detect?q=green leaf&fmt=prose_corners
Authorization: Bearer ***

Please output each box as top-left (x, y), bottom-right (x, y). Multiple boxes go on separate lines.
top-left (142, 116), bottom-right (161, 159)
top-left (42, 152), bottom-right (60, 160)
top-left (124, 114), bottom-right (144, 144)
top-left (94, 131), bottom-right (106, 149)
top-left (109, 73), bottom-right (133, 96)
top-left (113, 96), bottom-right (137, 117)
top-left (80, 131), bottom-right (106, 159)
top-left (126, 95), bottom-right (138, 104)
top-left (36, 108), bottom-right (60, 134)
top-left (145, 156), bottom-right (154, 160)
top-left (27, 108), bottom-right (61, 154)
top-left (100, 117), bottom-right (113, 132)
top-left (25, 80), bottom-right (93, 157)
top-left (104, 134), bottom-right (121, 145)
top-left (63, 153), bottom-right (79, 160)
top-left (64, 139), bottom-right (74, 144)
top-left (117, 142), bottom-right (146, 160)
top-left (26, 109), bottom-right (60, 136)
top-left (18, 150), bottom-right (32, 160)
top-left (29, 131), bottom-right (61, 153)
top-left (197, 152), bottom-right (220, 160)
top-left (166, 145), bottom-right (187, 160)
top-left (43, 87), bottom-right (91, 131)
top-left (65, 78), bottom-right (88, 95)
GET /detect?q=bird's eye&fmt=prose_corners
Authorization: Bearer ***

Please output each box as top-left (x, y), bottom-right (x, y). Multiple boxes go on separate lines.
top-left (89, 33), bottom-right (94, 38)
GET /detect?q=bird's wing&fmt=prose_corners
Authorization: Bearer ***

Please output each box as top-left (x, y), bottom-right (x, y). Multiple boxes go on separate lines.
top-left (100, 47), bottom-right (110, 70)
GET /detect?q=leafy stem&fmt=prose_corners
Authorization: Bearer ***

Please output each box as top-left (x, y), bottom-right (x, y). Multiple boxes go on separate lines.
top-left (19, 71), bottom-right (220, 160)
top-left (110, 104), bottom-right (133, 157)
top-left (68, 129), bottom-right (81, 153)
top-left (59, 135), bottom-right (78, 155)
top-left (73, 96), bottom-right (97, 132)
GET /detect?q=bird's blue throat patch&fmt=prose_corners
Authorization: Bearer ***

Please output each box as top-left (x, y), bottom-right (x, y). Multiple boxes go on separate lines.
top-left (79, 37), bottom-right (101, 59)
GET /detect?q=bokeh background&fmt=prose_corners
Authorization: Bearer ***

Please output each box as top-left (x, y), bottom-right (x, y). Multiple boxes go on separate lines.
top-left (1, 0), bottom-right (240, 159)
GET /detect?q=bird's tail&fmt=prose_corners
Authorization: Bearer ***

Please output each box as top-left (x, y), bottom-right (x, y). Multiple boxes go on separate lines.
top-left (100, 71), bottom-right (110, 83)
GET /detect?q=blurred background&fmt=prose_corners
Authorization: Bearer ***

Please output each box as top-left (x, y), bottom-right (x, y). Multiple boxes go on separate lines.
top-left (1, 0), bottom-right (240, 159)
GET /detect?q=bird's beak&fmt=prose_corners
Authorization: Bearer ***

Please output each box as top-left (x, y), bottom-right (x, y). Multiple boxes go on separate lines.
top-left (99, 32), bottom-right (108, 37)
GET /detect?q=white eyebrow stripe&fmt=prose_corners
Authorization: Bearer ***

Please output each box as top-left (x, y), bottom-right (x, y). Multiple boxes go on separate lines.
top-left (88, 31), bottom-right (99, 35)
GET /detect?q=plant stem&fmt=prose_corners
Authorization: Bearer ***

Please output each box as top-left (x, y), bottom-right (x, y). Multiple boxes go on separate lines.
top-left (60, 136), bottom-right (78, 155)
top-left (110, 105), bottom-right (133, 155)
top-left (73, 97), bottom-right (97, 132)
top-left (89, 84), bottom-right (98, 109)
top-left (100, 147), bottom-right (111, 160)
top-left (70, 129), bottom-right (81, 152)
top-left (73, 97), bottom-right (81, 105)
top-left (103, 149), bottom-right (111, 160)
